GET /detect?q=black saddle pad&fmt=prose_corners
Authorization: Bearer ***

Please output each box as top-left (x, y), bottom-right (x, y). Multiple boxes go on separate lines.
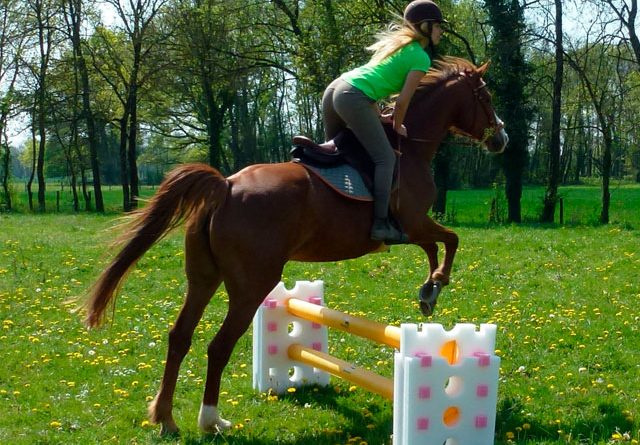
top-left (298, 163), bottom-right (373, 201)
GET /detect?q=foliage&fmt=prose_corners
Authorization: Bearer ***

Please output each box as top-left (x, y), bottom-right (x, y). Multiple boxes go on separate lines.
top-left (3, 0), bottom-right (640, 218)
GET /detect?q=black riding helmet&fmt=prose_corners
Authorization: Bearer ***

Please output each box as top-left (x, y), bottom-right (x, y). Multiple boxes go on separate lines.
top-left (403, 0), bottom-right (447, 27)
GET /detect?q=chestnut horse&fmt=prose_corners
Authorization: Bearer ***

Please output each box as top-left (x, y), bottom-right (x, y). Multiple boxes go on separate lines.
top-left (83, 57), bottom-right (508, 434)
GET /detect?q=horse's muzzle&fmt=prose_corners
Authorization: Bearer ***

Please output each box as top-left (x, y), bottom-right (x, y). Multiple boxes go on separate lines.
top-left (486, 116), bottom-right (508, 153)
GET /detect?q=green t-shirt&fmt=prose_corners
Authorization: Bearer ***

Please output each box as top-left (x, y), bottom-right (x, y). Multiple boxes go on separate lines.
top-left (341, 41), bottom-right (431, 101)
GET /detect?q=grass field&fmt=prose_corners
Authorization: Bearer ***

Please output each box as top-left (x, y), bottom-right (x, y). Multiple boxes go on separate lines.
top-left (5, 182), bottom-right (640, 228)
top-left (1, 185), bottom-right (639, 444)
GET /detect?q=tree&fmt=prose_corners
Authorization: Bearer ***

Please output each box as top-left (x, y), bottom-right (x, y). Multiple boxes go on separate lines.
top-left (23, 0), bottom-right (58, 211)
top-left (484, 0), bottom-right (531, 223)
top-left (564, 43), bottom-right (624, 223)
top-left (62, 0), bottom-right (104, 211)
top-left (162, 0), bottom-right (239, 171)
top-left (95, 0), bottom-right (169, 210)
top-left (1, 0), bottom-right (25, 210)
top-left (541, 0), bottom-right (563, 222)
top-left (597, 0), bottom-right (640, 67)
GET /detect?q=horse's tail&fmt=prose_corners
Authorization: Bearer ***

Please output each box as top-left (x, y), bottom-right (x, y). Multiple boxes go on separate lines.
top-left (83, 163), bottom-right (228, 328)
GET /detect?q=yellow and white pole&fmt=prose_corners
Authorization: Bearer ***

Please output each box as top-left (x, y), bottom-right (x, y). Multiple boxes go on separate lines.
top-left (287, 344), bottom-right (394, 400)
top-left (286, 298), bottom-right (401, 350)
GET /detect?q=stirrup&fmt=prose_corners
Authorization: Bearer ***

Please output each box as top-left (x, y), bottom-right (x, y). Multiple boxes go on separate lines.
top-left (292, 135), bottom-right (338, 155)
top-left (370, 218), bottom-right (409, 245)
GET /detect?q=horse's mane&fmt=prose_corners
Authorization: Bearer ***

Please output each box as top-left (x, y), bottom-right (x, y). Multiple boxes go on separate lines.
top-left (386, 56), bottom-right (477, 109)
top-left (419, 56), bottom-right (477, 91)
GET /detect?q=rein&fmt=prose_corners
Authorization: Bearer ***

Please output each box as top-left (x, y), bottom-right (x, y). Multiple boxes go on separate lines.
top-left (391, 68), bottom-right (502, 208)
top-left (449, 73), bottom-right (502, 145)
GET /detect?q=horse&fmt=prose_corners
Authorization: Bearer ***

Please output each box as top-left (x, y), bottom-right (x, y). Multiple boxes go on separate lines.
top-left (82, 56), bottom-right (508, 435)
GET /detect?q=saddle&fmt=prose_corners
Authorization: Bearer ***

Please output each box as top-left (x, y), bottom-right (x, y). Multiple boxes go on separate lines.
top-left (292, 128), bottom-right (407, 245)
top-left (291, 129), bottom-right (375, 191)
top-left (291, 127), bottom-right (399, 199)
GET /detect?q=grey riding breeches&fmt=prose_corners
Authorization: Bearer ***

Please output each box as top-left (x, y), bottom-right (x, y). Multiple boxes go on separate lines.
top-left (322, 77), bottom-right (396, 220)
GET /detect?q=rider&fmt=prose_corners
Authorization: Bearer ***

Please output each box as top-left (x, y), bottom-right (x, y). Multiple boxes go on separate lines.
top-left (322, 0), bottom-right (445, 244)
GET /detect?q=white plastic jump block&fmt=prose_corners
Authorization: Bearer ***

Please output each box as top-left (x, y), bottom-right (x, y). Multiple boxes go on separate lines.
top-left (252, 281), bottom-right (330, 393)
top-left (253, 281), bottom-right (500, 445)
top-left (393, 323), bottom-right (500, 445)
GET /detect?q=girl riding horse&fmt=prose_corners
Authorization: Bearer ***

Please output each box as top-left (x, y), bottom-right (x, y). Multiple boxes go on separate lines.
top-left (322, 0), bottom-right (446, 244)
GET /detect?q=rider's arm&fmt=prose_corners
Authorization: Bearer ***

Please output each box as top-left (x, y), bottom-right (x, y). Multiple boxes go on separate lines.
top-left (393, 70), bottom-right (425, 137)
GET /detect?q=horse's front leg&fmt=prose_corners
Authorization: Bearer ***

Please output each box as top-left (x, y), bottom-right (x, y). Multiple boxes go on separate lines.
top-left (409, 218), bottom-right (459, 316)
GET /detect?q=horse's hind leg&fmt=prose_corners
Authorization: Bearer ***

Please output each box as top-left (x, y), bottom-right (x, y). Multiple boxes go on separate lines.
top-left (425, 242), bottom-right (439, 278)
top-left (148, 232), bottom-right (221, 435)
top-left (198, 266), bottom-right (283, 433)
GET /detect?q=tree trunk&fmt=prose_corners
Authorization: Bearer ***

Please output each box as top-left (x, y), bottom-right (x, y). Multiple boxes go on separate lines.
top-left (68, 0), bottom-right (104, 212)
top-left (484, 0), bottom-right (530, 223)
top-left (0, 47), bottom-right (18, 210)
top-left (27, 113), bottom-right (37, 211)
top-left (600, 120), bottom-right (613, 224)
top-left (541, 0), bottom-right (563, 223)
top-left (1, 134), bottom-right (11, 210)
top-left (36, 49), bottom-right (47, 212)
top-left (127, 86), bottom-right (139, 210)
top-left (202, 78), bottom-right (232, 171)
top-left (118, 114), bottom-right (131, 212)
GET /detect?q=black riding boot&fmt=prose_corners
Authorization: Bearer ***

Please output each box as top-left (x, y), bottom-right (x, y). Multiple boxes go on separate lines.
top-left (370, 218), bottom-right (409, 245)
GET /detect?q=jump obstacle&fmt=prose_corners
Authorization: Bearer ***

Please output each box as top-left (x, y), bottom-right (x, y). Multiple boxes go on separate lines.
top-left (253, 281), bottom-right (500, 445)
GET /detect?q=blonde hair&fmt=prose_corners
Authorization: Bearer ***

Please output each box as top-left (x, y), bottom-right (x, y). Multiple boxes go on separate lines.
top-left (367, 20), bottom-right (426, 63)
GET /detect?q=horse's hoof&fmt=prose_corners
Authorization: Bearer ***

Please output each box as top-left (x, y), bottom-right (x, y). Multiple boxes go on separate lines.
top-left (418, 280), bottom-right (442, 316)
top-left (159, 422), bottom-right (179, 437)
top-left (198, 404), bottom-right (232, 433)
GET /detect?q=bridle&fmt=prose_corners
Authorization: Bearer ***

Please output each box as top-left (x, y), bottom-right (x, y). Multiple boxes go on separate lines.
top-left (450, 71), bottom-right (503, 145)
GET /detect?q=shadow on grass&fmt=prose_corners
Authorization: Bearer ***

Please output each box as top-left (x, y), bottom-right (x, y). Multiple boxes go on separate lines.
top-left (150, 386), bottom-right (393, 445)
top-left (147, 392), bottom-right (635, 444)
top-left (494, 397), bottom-right (634, 444)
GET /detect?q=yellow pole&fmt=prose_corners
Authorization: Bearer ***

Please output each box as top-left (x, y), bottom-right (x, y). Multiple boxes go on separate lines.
top-left (287, 344), bottom-right (394, 400)
top-left (286, 298), bottom-right (401, 350)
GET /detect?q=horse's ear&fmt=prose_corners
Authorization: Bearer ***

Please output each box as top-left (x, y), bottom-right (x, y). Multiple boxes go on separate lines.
top-left (478, 61), bottom-right (491, 76)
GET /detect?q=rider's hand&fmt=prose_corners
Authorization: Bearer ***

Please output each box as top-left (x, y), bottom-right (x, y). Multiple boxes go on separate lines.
top-left (394, 122), bottom-right (408, 137)
top-left (380, 113), bottom-right (393, 124)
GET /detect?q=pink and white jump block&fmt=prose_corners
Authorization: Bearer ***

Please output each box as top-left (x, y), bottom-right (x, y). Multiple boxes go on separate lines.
top-left (253, 281), bottom-right (500, 445)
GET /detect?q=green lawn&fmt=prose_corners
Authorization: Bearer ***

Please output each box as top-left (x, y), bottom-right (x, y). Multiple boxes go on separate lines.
top-left (444, 183), bottom-right (640, 227)
top-left (1, 186), bottom-right (639, 444)
top-left (5, 182), bottom-right (640, 228)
